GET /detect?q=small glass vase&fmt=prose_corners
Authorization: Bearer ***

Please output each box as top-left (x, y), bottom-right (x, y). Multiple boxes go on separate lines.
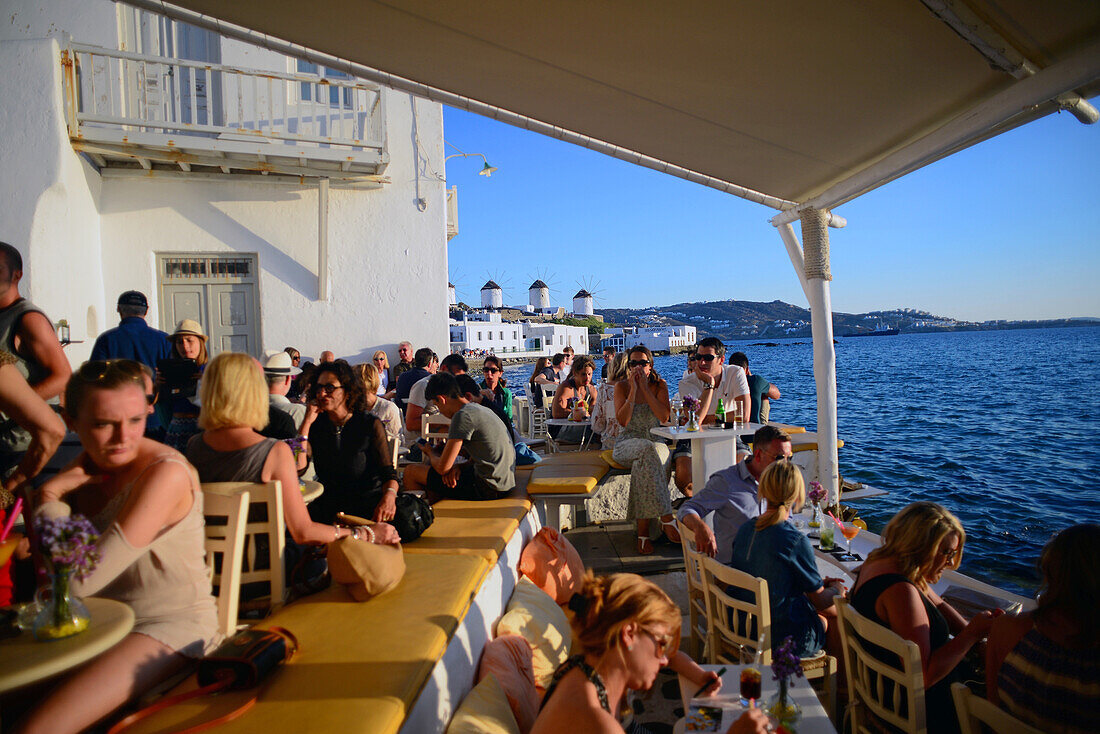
top-left (686, 410), bottom-right (699, 432)
top-left (767, 678), bottom-right (802, 727)
top-left (33, 567), bottom-right (91, 641)
top-left (809, 502), bottom-right (823, 529)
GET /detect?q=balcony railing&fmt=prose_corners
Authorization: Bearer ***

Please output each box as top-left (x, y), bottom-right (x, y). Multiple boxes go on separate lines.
top-left (61, 42), bottom-right (388, 179)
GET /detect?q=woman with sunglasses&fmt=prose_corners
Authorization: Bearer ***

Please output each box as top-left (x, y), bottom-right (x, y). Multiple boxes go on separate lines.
top-left (850, 501), bottom-right (1000, 734)
top-left (24, 360), bottom-right (219, 733)
top-left (611, 346), bottom-right (677, 555)
top-left (297, 361), bottom-right (400, 527)
top-left (730, 460), bottom-right (846, 659)
top-left (371, 350), bottom-right (392, 396)
top-left (534, 571), bottom-right (766, 734)
top-left (479, 355), bottom-right (513, 422)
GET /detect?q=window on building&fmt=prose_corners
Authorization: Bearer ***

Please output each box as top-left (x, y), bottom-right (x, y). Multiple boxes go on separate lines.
top-left (500, 331), bottom-right (504, 340)
top-left (478, 331), bottom-right (482, 340)
top-left (296, 60), bottom-right (353, 107)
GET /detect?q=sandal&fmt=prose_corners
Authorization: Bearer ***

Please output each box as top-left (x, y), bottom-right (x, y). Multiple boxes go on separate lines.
top-left (660, 519), bottom-right (682, 544)
top-left (637, 536), bottom-right (654, 556)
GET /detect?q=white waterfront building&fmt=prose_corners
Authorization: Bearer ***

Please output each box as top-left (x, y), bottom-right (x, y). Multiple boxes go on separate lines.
top-left (604, 325), bottom-right (696, 352)
top-left (449, 311), bottom-right (589, 357)
top-left (0, 0), bottom-right (451, 366)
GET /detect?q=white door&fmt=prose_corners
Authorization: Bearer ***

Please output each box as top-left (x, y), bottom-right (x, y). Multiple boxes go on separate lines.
top-left (158, 254), bottom-right (261, 358)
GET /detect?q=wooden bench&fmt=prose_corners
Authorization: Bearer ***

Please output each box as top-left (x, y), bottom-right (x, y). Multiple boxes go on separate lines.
top-left (524, 450), bottom-right (620, 531)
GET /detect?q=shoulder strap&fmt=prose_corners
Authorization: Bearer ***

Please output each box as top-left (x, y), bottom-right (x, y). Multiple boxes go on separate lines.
top-left (541, 655), bottom-right (611, 714)
top-left (132, 453), bottom-right (201, 495)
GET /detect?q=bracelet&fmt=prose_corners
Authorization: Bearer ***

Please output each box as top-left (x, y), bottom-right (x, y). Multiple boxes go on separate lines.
top-left (351, 527), bottom-right (360, 541)
top-left (385, 486), bottom-right (398, 494)
top-left (333, 525), bottom-right (341, 542)
top-left (363, 525), bottom-right (376, 544)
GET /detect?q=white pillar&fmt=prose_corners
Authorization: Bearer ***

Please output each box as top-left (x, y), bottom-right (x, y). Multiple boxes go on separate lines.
top-left (781, 210), bottom-right (840, 505)
top-left (318, 177), bottom-right (329, 301)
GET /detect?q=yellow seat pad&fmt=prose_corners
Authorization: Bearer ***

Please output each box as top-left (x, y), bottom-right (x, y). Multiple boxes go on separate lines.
top-left (432, 497), bottom-right (532, 523)
top-left (599, 450), bottom-right (627, 470)
top-left (527, 464), bottom-right (608, 495)
top-left (403, 512), bottom-right (522, 562)
top-left (769, 423), bottom-right (807, 434)
top-left (791, 439), bottom-right (844, 453)
top-left (125, 553), bottom-right (489, 734)
top-left (534, 451), bottom-right (608, 468)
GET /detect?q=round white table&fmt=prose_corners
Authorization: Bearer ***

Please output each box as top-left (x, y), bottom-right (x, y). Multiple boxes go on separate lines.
top-left (300, 481), bottom-right (324, 504)
top-left (0, 597), bottom-right (135, 693)
top-left (546, 417), bottom-right (595, 450)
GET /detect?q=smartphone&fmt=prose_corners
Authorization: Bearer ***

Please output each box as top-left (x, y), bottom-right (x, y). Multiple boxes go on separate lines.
top-left (158, 358), bottom-right (199, 398)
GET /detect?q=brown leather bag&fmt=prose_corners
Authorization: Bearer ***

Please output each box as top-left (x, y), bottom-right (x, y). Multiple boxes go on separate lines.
top-left (326, 513), bottom-right (405, 601)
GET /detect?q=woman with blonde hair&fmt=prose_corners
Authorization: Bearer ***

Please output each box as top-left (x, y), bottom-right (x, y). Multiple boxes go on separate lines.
top-left (371, 350), bottom-right (392, 396)
top-left (534, 572), bottom-right (768, 734)
top-left (354, 362), bottom-right (402, 444)
top-left (730, 460), bottom-right (845, 657)
top-left (186, 353), bottom-right (399, 554)
top-left (611, 346), bottom-right (675, 555)
top-left (850, 501), bottom-right (999, 734)
top-left (590, 352), bottom-right (628, 450)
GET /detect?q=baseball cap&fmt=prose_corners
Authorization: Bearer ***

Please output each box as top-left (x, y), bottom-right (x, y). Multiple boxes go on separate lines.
top-left (117, 291), bottom-right (148, 308)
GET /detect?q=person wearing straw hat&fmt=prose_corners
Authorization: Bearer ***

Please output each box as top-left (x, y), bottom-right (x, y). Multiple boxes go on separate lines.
top-left (264, 351), bottom-right (305, 429)
top-left (160, 319), bottom-right (208, 450)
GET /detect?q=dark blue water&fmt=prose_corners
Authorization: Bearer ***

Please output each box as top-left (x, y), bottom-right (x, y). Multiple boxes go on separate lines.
top-left (501, 327), bottom-right (1100, 596)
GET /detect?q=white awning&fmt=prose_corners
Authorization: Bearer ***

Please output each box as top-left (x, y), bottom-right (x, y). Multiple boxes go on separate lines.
top-left (128, 0), bottom-right (1100, 212)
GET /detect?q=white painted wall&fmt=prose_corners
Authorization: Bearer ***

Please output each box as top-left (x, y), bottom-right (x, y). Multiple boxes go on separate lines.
top-left (0, 0), bottom-right (450, 369)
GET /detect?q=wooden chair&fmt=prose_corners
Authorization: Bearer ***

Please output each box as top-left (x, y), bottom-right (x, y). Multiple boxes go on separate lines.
top-left (701, 555), bottom-right (837, 720)
top-left (202, 481), bottom-right (287, 619)
top-left (676, 518), bottom-right (709, 661)
top-left (386, 435), bottom-right (399, 469)
top-left (202, 487), bottom-right (250, 638)
top-left (835, 597), bottom-right (926, 734)
top-left (951, 682), bottom-right (1043, 734)
top-left (421, 413), bottom-right (450, 442)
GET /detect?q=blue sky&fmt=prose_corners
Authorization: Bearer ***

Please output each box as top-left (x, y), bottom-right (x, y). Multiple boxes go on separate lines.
top-left (442, 105), bottom-right (1100, 322)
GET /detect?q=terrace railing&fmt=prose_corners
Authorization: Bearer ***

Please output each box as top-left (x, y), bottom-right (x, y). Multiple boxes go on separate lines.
top-left (61, 42), bottom-right (388, 177)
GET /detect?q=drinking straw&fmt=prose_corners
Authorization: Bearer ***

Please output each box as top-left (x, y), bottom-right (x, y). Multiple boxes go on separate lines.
top-left (827, 509), bottom-right (844, 528)
top-left (0, 497), bottom-right (23, 542)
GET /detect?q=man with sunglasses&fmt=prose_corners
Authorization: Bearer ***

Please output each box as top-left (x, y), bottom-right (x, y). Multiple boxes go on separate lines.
top-left (676, 424), bottom-right (792, 563)
top-left (673, 337), bottom-right (751, 493)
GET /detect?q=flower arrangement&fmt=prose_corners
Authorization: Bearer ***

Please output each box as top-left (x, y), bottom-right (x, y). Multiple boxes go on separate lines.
top-left (807, 481), bottom-right (827, 505)
top-left (37, 515), bottom-right (99, 580)
top-left (681, 394), bottom-right (700, 413)
top-left (285, 436), bottom-right (307, 458)
top-left (35, 515), bottom-right (99, 640)
top-left (768, 636), bottom-right (804, 725)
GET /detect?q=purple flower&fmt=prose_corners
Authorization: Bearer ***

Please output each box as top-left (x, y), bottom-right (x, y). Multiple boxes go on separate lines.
top-left (808, 481), bottom-right (827, 504)
top-left (36, 515), bottom-right (100, 581)
top-left (771, 636), bottom-right (804, 684)
top-left (284, 436), bottom-right (307, 453)
top-left (681, 395), bottom-right (700, 413)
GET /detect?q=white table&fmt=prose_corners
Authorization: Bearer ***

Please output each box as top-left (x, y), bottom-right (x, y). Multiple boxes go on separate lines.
top-left (651, 422), bottom-right (764, 488)
top-left (547, 417), bottom-right (595, 450)
top-left (675, 663), bottom-right (836, 733)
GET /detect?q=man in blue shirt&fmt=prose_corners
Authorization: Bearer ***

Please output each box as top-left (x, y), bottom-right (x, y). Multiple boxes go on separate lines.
top-left (90, 291), bottom-right (171, 371)
top-left (675, 424), bottom-right (792, 564)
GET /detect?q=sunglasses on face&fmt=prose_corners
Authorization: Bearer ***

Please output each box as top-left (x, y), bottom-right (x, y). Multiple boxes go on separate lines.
top-left (697, 354), bottom-right (718, 362)
top-left (629, 360), bottom-right (650, 367)
top-left (312, 383), bottom-right (343, 395)
top-left (641, 628), bottom-right (672, 657)
top-left (938, 546), bottom-right (959, 561)
top-left (373, 357), bottom-right (385, 362)
top-left (484, 367), bottom-right (500, 374)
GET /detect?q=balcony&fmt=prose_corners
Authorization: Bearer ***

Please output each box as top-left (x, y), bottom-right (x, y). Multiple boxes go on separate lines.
top-left (61, 42), bottom-right (389, 184)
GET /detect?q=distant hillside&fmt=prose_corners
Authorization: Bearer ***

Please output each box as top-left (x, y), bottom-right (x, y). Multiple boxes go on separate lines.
top-left (595, 300), bottom-right (1099, 339)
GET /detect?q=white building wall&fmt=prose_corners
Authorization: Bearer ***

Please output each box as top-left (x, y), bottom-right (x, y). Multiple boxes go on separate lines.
top-left (522, 323), bottom-right (589, 356)
top-left (0, 0), bottom-right (449, 367)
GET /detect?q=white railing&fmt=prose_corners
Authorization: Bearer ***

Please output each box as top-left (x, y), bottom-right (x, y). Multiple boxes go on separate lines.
top-left (62, 42), bottom-right (386, 154)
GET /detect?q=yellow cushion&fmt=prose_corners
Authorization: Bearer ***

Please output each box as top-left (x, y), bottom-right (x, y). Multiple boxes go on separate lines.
top-left (599, 449), bottom-right (627, 470)
top-left (526, 464), bottom-right (608, 495)
top-left (123, 553), bottom-right (490, 734)
top-left (496, 577), bottom-right (572, 689)
top-left (791, 438), bottom-right (844, 453)
top-left (535, 451), bottom-right (608, 468)
top-left (769, 422), bottom-right (807, 434)
top-left (403, 512), bottom-right (521, 562)
top-left (432, 497), bottom-right (533, 522)
top-left (445, 674), bottom-right (521, 734)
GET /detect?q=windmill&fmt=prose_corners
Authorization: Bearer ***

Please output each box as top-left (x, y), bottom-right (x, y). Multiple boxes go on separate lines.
top-left (447, 268), bottom-right (473, 308)
top-left (480, 270), bottom-right (514, 309)
top-left (524, 267), bottom-right (561, 312)
top-left (572, 277), bottom-right (606, 317)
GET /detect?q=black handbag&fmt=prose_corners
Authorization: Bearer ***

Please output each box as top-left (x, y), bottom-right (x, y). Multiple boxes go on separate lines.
top-left (390, 491), bottom-right (434, 542)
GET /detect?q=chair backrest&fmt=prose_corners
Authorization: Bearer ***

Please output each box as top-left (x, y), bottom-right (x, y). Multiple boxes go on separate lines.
top-left (202, 487), bottom-right (250, 638)
top-left (677, 518), bottom-right (709, 659)
top-left (700, 555), bottom-right (772, 665)
top-left (386, 436), bottom-right (399, 469)
top-left (951, 683), bottom-right (1043, 734)
top-left (835, 597), bottom-right (927, 734)
top-left (421, 413), bottom-right (451, 441)
top-left (540, 383), bottom-right (558, 411)
top-left (202, 480), bottom-right (287, 615)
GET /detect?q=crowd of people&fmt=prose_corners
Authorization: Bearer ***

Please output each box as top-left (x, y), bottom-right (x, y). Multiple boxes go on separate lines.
top-left (0, 269), bottom-right (1093, 733)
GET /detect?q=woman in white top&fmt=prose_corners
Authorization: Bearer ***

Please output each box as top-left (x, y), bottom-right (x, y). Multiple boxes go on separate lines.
top-left (591, 352), bottom-right (628, 450)
top-left (372, 350), bottom-right (391, 396)
top-left (358, 363), bottom-right (403, 445)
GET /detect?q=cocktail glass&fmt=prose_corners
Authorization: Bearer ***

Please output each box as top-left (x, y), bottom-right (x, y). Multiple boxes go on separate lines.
top-left (670, 398), bottom-right (683, 427)
top-left (819, 524), bottom-right (835, 551)
top-left (740, 666), bottom-right (762, 706)
top-left (0, 533), bottom-right (21, 567)
top-left (836, 519), bottom-right (861, 561)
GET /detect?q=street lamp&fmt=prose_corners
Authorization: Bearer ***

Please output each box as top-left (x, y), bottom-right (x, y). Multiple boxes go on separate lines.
top-left (445, 143), bottom-right (497, 177)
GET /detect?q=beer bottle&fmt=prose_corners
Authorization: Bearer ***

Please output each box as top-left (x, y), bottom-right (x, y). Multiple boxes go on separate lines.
top-left (715, 397), bottom-right (726, 424)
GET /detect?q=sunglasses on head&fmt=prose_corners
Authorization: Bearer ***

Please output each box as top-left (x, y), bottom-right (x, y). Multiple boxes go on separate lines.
top-left (78, 359), bottom-right (147, 383)
top-left (312, 383), bottom-right (343, 395)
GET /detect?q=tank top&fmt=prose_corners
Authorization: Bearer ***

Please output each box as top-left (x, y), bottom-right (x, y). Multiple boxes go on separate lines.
top-left (541, 655), bottom-right (610, 714)
top-left (0, 298), bottom-right (52, 392)
top-left (185, 434), bottom-right (277, 483)
top-left (850, 572), bottom-right (962, 734)
top-left (619, 398), bottom-right (660, 441)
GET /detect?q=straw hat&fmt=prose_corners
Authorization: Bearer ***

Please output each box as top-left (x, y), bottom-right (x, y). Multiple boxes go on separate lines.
top-left (263, 351), bottom-right (302, 376)
top-left (171, 318), bottom-right (208, 342)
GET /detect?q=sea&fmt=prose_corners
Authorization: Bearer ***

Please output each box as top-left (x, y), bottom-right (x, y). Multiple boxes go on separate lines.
top-left (498, 326), bottom-right (1100, 596)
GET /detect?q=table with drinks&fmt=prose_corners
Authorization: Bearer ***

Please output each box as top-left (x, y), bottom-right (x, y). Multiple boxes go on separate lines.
top-left (674, 664), bottom-right (837, 733)
top-left (650, 418), bottom-right (765, 490)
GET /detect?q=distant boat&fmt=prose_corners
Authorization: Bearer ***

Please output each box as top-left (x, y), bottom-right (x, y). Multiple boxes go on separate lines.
top-left (845, 321), bottom-right (899, 337)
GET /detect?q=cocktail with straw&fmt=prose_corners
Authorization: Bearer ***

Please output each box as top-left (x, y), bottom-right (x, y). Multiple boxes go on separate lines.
top-left (0, 496), bottom-right (23, 566)
top-left (829, 511), bottom-right (861, 562)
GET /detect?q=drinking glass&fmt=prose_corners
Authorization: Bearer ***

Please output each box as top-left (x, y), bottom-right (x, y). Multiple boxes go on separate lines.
top-left (819, 524), bottom-right (835, 551)
top-left (670, 398), bottom-right (683, 427)
top-left (838, 520), bottom-right (861, 561)
top-left (0, 534), bottom-right (19, 567)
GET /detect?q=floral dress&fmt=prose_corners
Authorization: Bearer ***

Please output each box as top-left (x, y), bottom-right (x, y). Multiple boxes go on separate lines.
top-left (611, 400), bottom-right (672, 520)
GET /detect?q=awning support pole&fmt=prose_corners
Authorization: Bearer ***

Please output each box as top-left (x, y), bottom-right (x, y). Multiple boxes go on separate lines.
top-left (779, 210), bottom-right (840, 505)
top-left (318, 177), bottom-right (329, 301)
